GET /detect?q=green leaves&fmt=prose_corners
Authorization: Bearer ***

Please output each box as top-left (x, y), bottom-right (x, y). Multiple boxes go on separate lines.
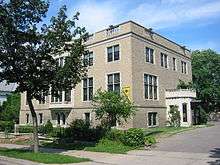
top-left (92, 89), bottom-right (136, 127)
top-left (192, 49), bottom-right (220, 112)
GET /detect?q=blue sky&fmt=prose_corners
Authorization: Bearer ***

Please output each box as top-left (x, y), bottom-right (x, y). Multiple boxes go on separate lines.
top-left (45, 0), bottom-right (220, 52)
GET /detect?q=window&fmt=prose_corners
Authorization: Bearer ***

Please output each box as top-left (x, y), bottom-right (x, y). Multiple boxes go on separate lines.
top-left (83, 78), bottom-right (93, 101)
top-left (146, 47), bottom-right (154, 64)
top-left (107, 45), bottom-right (120, 62)
top-left (84, 51), bottom-right (93, 66)
top-left (56, 57), bottom-right (65, 67)
top-left (57, 113), bottom-right (60, 125)
top-left (51, 90), bottom-right (62, 103)
top-left (39, 92), bottom-right (46, 104)
top-left (26, 114), bottom-right (29, 124)
top-left (181, 61), bottom-right (187, 74)
top-left (182, 103), bottom-right (187, 122)
top-left (107, 73), bottom-right (120, 93)
top-left (148, 112), bottom-right (157, 127)
top-left (39, 113), bottom-right (43, 124)
top-left (64, 90), bottom-right (71, 102)
top-left (61, 113), bottom-right (66, 125)
top-left (172, 57), bottom-right (176, 71)
top-left (85, 113), bottom-right (90, 124)
top-left (160, 53), bottom-right (168, 68)
top-left (144, 74), bottom-right (158, 100)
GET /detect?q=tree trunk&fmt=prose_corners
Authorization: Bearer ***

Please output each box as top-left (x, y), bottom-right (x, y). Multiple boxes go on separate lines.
top-left (26, 92), bottom-right (39, 153)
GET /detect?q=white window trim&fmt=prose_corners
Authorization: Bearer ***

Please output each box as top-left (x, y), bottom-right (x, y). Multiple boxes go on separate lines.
top-left (147, 111), bottom-right (159, 128)
top-left (143, 73), bottom-right (159, 101)
top-left (145, 47), bottom-right (155, 65)
top-left (106, 44), bottom-right (121, 63)
top-left (82, 76), bottom-right (94, 102)
top-left (105, 71), bottom-right (121, 92)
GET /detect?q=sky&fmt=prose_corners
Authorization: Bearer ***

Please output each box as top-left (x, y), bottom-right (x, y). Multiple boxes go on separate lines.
top-left (45, 0), bottom-right (220, 52)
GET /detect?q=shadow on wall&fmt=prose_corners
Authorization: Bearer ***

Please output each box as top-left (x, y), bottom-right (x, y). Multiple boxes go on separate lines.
top-left (208, 148), bottom-right (220, 165)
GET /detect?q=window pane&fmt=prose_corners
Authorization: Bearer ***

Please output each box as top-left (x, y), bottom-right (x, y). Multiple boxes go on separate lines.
top-left (144, 74), bottom-right (148, 84)
top-left (160, 53), bottom-right (164, 67)
top-left (108, 85), bottom-right (113, 91)
top-left (145, 85), bottom-right (149, 99)
top-left (108, 74), bottom-right (113, 84)
top-left (154, 86), bottom-right (157, 99)
top-left (114, 73), bottom-right (120, 83)
top-left (114, 84), bottom-right (120, 93)
top-left (183, 103), bottom-right (187, 122)
top-left (153, 113), bottom-right (157, 125)
top-left (146, 48), bottom-right (150, 62)
top-left (107, 47), bottom-right (113, 62)
top-left (114, 45), bottom-right (119, 61)
top-left (150, 49), bottom-right (154, 64)
top-left (89, 78), bottom-right (93, 87)
top-left (89, 87), bottom-right (93, 100)
top-left (148, 113), bottom-right (152, 126)
top-left (83, 88), bottom-right (87, 101)
top-left (164, 55), bottom-right (168, 68)
top-left (83, 79), bottom-right (87, 88)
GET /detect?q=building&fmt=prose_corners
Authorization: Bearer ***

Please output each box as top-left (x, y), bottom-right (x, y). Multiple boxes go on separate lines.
top-left (0, 81), bottom-right (17, 105)
top-left (19, 21), bottom-right (196, 128)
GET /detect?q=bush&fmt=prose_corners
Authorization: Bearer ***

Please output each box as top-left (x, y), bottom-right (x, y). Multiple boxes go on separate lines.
top-left (105, 129), bottom-right (124, 142)
top-left (43, 120), bottom-right (53, 134)
top-left (0, 121), bottom-right (14, 132)
top-left (144, 136), bottom-right (156, 146)
top-left (197, 106), bottom-right (208, 124)
top-left (168, 105), bottom-right (181, 127)
top-left (122, 128), bottom-right (144, 147)
top-left (18, 125), bottom-right (33, 133)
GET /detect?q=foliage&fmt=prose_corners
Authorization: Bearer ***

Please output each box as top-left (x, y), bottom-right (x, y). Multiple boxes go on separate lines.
top-left (0, 121), bottom-right (14, 132)
top-left (122, 128), bottom-right (145, 147)
top-left (192, 49), bottom-right (220, 113)
top-left (0, 0), bottom-right (87, 152)
top-left (104, 129), bottom-right (124, 142)
top-left (144, 136), bottom-right (156, 146)
top-left (195, 106), bottom-right (208, 124)
top-left (177, 80), bottom-right (193, 90)
top-left (18, 125), bottom-right (33, 133)
top-left (93, 90), bottom-right (136, 128)
top-left (43, 120), bottom-right (53, 134)
top-left (0, 148), bottom-right (90, 164)
top-left (168, 105), bottom-right (181, 127)
top-left (0, 93), bottom-right (20, 124)
top-left (85, 138), bottom-right (134, 154)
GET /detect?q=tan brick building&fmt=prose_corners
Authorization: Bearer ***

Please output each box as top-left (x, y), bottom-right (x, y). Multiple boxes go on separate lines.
top-left (19, 21), bottom-right (194, 129)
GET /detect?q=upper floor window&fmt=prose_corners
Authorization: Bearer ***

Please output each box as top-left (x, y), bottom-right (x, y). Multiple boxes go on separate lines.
top-left (64, 90), bottom-right (71, 102)
top-left (107, 45), bottom-right (120, 62)
top-left (51, 90), bottom-right (62, 103)
top-left (39, 92), bottom-right (46, 104)
top-left (146, 47), bottom-right (154, 64)
top-left (39, 113), bottom-right (43, 124)
top-left (144, 74), bottom-right (158, 100)
top-left (84, 51), bottom-right (93, 66)
top-left (83, 77), bottom-right (93, 101)
top-left (160, 53), bottom-right (168, 68)
top-left (107, 73), bottom-right (120, 93)
top-left (172, 57), bottom-right (177, 71)
top-left (181, 61), bottom-right (187, 74)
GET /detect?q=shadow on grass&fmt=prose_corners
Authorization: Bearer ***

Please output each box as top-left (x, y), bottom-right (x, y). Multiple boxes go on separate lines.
top-left (208, 148), bottom-right (220, 165)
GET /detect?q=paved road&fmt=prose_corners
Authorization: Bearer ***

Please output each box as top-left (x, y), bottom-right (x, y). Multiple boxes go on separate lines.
top-left (154, 122), bottom-right (220, 154)
top-left (0, 122), bottom-right (220, 165)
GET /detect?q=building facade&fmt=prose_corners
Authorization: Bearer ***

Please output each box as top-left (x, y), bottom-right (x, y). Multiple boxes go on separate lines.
top-left (19, 21), bottom-right (194, 128)
top-left (0, 81), bottom-right (17, 106)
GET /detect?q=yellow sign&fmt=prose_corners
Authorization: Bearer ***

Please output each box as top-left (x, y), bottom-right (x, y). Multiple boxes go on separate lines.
top-left (122, 86), bottom-right (131, 100)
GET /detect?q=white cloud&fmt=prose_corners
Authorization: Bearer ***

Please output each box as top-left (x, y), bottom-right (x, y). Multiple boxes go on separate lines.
top-left (69, 0), bottom-right (123, 32)
top-left (128, 0), bottom-right (220, 29)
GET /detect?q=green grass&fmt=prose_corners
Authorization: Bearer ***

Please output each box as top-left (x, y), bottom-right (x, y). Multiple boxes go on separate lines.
top-left (0, 147), bottom-right (90, 164)
top-left (85, 139), bottom-right (135, 154)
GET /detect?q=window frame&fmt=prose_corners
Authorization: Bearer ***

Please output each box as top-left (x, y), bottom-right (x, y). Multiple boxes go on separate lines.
top-left (83, 51), bottom-right (94, 66)
top-left (82, 77), bottom-right (93, 101)
top-left (181, 61), bottom-right (187, 74)
top-left (182, 103), bottom-right (188, 122)
top-left (106, 72), bottom-right (121, 93)
top-left (172, 57), bottom-right (177, 71)
top-left (160, 53), bottom-right (169, 69)
top-left (145, 47), bottom-right (154, 64)
top-left (148, 112), bottom-right (158, 127)
top-left (107, 44), bottom-right (120, 62)
top-left (144, 73), bottom-right (159, 100)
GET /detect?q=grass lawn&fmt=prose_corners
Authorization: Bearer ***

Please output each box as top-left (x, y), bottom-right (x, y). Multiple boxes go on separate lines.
top-left (144, 124), bottom-right (213, 139)
top-left (0, 147), bottom-right (90, 164)
top-left (84, 139), bottom-right (135, 154)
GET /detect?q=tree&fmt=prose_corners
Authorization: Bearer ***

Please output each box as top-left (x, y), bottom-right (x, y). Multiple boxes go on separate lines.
top-left (177, 79), bottom-right (193, 90)
top-left (92, 90), bottom-right (136, 128)
top-left (192, 49), bottom-right (220, 113)
top-left (0, 93), bottom-right (20, 123)
top-left (168, 105), bottom-right (180, 127)
top-left (0, 0), bottom-right (87, 152)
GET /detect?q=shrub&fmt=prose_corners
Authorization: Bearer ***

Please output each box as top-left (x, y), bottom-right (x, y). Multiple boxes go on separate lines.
top-left (0, 121), bottom-right (14, 132)
top-left (43, 120), bottom-right (53, 134)
top-left (197, 106), bottom-right (208, 124)
top-left (105, 129), bottom-right (124, 142)
top-left (18, 125), bottom-right (33, 133)
top-left (168, 105), bottom-right (181, 127)
top-left (144, 136), bottom-right (156, 146)
top-left (122, 128), bottom-right (144, 147)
